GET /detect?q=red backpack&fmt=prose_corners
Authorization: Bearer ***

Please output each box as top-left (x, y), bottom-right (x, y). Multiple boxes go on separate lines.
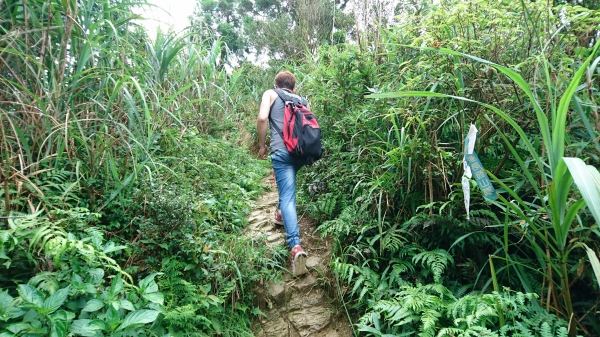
top-left (270, 88), bottom-right (323, 165)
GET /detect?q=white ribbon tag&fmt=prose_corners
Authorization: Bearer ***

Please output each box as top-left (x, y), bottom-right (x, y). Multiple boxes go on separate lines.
top-left (463, 124), bottom-right (478, 220)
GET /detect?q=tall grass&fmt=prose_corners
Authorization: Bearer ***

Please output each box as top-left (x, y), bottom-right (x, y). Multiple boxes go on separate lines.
top-left (0, 0), bottom-right (256, 217)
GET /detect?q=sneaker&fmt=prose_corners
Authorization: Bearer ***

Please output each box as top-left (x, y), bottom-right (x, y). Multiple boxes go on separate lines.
top-left (274, 209), bottom-right (284, 226)
top-left (291, 245), bottom-right (308, 276)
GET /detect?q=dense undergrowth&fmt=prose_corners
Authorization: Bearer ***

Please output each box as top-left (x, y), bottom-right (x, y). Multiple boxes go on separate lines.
top-left (2, 0), bottom-right (600, 336)
top-left (0, 0), bottom-right (285, 335)
top-left (294, 1), bottom-right (600, 336)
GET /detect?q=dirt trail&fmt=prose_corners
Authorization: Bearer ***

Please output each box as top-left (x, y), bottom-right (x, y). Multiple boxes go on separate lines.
top-left (245, 172), bottom-right (353, 337)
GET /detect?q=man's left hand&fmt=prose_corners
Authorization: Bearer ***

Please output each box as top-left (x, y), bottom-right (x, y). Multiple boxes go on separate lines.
top-left (258, 145), bottom-right (268, 160)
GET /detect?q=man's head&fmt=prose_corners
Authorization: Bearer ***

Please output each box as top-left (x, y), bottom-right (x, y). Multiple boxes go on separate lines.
top-left (274, 71), bottom-right (296, 92)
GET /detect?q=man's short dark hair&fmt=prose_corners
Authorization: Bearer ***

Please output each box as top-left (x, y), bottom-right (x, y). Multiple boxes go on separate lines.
top-left (275, 71), bottom-right (296, 90)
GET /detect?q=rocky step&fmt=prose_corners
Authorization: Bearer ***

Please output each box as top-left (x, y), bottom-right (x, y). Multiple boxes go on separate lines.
top-left (254, 264), bottom-right (348, 337)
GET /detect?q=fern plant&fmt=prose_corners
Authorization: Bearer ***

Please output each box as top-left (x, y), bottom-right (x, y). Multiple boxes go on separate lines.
top-left (316, 204), bottom-right (364, 238)
top-left (1, 210), bottom-right (129, 285)
top-left (413, 249), bottom-right (454, 284)
top-left (156, 256), bottom-right (261, 337)
top-left (358, 286), bottom-right (571, 337)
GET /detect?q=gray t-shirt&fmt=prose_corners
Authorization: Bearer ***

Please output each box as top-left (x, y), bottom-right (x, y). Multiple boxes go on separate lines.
top-left (269, 90), bottom-right (308, 152)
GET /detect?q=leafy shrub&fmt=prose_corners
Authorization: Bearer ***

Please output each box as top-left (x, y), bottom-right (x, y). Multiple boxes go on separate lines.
top-left (0, 273), bottom-right (163, 337)
top-left (0, 210), bottom-right (163, 337)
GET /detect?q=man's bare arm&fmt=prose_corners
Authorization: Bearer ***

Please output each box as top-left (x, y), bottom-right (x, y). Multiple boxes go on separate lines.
top-left (257, 90), bottom-right (273, 159)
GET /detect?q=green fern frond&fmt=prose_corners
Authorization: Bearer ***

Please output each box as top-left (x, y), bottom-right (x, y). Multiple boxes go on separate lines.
top-left (439, 327), bottom-right (492, 337)
top-left (403, 213), bottom-right (432, 231)
top-left (500, 324), bottom-right (534, 337)
top-left (413, 249), bottom-right (454, 283)
top-left (451, 294), bottom-right (496, 327)
top-left (419, 308), bottom-right (441, 337)
top-left (27, 272), bottom-right (60, 294)
top-left (420, 283), bottom-right (456, 301)
top-left (398, 244), bottom-right (423, 259)
top-left (438, 327), bottom-right (463, 337)
top-left (462, 325), bottom-right (498, 337)
top-left (540, 322), bottom-right (552, 337)
top-left (452, 284), bottom-right (472, 299)
top-left (388, 259), bottom-right (414, 287)
top-left (397, 286), bottom-right (444, 313)
top-left (468, 209), bottom-right (501, 227)
top-left (331, 260), bottom-right (361, 285)
top-left (369, 299), bottom-right (412, 325)
top-left (381, 225), bottom-right (408, 253)
top-left (555, 327), bottom-right (568, 337)
top-left (316, 205), bottom-right (360, 237)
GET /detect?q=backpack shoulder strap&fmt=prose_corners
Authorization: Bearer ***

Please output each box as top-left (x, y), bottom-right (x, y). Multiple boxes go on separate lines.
top-left (269, 89), bottom-right (287, 138)
top-left (274, 88), bottom-right (304, 105)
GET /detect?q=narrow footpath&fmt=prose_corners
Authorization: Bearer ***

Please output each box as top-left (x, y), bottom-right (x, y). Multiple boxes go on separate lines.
top-left (245, 172), bottom-right (353, 337)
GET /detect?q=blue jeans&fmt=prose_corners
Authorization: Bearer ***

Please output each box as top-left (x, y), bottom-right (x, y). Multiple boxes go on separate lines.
top-left (270, 149), bottom-right (306, 248)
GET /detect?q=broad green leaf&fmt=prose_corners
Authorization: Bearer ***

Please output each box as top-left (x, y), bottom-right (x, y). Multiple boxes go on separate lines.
top-left (119, 300), bottom-right (135, 311)
top-left (0, 290), bottom-right (14, 310)
top-left (139, 273), bottom-right (162, 293)
top-left (70, 274), bottom-right (83, 287)
top-left (50, 317), bottom-right (68, 337)
top-left (109, 274), bottom-right (124, 299)
top-left (85, 282), bottom-right (98, 294)
top-left (111, 300), bottom-right (121, 311)
top-left (87, 268), bottom-right (105, 285)
top-left (106, 306), bottom-right (121, 328)
top-left (207, 295), bottom-right (221, 303)
top-left (103, 241), bottom-right (128, 254)
top-left (7, 322), bottom-right (32, 334)
top-left (70, 319), bottom-right (109, 337)
top-left (17, 285), bottom-right (44, 308)
top-left (563, 158), bottom-right (600, 226)
top-left (82, 299), bottom-right (104, 312)
top-left (580, 243), bottom-right (600, 289)
top-left (51, 310), bottom-right (75, 322)
top-left (0, 290), bottom-right (19, 319)
top-left (142, 292), bottom-right (164, 305)
top-left (115, 310), bottom-right (160, 331)
top-left (42, 286), bottom-right (70, 315)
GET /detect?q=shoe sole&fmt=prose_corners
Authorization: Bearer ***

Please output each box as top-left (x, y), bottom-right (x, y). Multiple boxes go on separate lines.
top-left (293, 254), bottom-right (308, 276)
top-left (274, 220), bottom-right (284, 226)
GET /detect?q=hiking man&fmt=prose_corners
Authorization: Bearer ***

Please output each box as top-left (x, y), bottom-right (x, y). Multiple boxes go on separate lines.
top-left (257, 71), bottom-right (309, 276)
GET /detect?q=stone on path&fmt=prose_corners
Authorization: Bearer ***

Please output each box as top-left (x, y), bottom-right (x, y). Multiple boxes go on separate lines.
top-left (306, 256), bottom-right (319, 268)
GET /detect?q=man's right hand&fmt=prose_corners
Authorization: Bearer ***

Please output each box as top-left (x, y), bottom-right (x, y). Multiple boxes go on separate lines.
top-left (258, 144), bottom-right (268, 160)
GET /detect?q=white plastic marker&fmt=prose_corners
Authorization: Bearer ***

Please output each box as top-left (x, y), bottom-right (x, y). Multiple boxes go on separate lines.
top-left (462, 123), bottom-right (498, 221)
top-left (463, 124), bottom-right (478, 220)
